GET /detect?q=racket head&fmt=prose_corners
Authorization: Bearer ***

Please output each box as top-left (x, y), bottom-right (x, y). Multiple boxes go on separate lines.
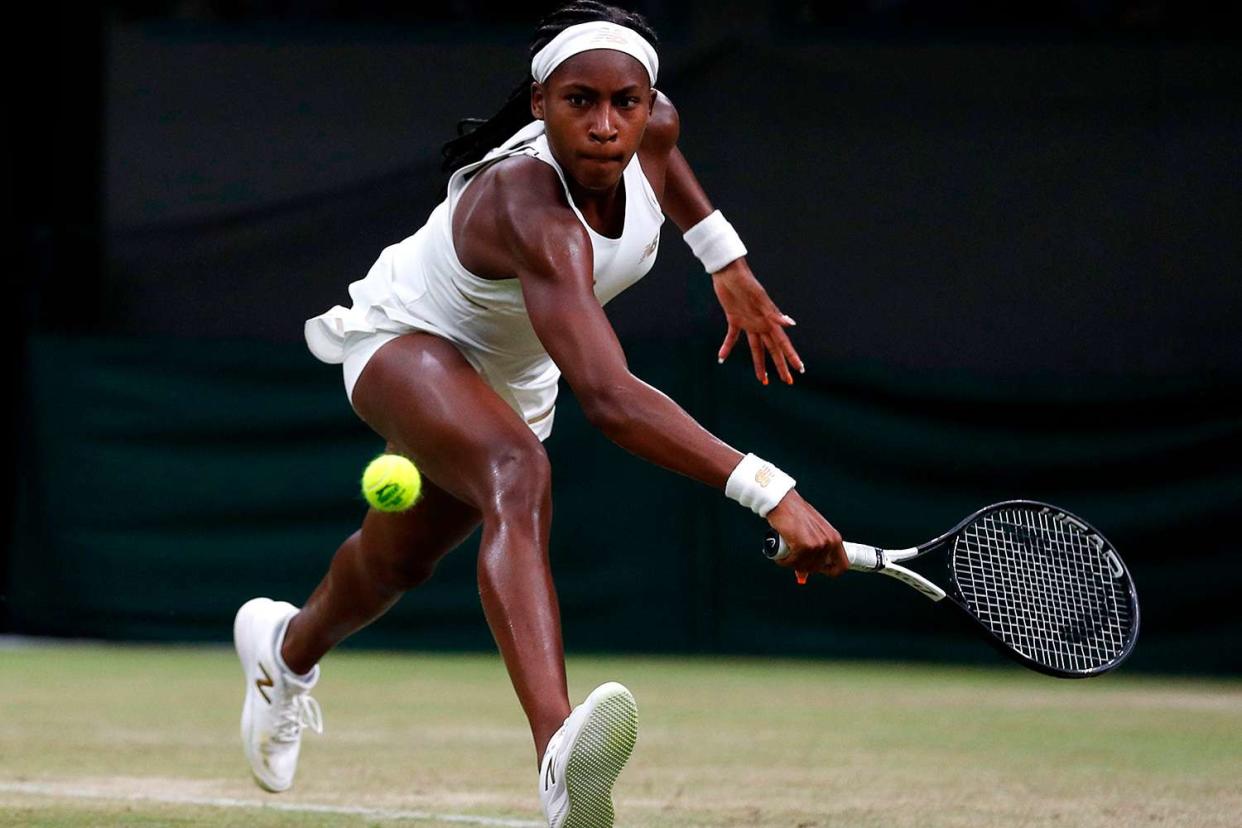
top-left (940, 500), bottom-right (1140, 678)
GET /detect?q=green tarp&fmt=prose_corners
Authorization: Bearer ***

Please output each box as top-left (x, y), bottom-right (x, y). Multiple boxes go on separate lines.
top-left (9, 335), bottom-right (1241, 674)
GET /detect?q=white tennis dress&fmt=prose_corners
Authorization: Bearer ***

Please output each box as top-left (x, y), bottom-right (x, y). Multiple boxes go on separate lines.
top-left (305, 122), bottom-right (665, 441)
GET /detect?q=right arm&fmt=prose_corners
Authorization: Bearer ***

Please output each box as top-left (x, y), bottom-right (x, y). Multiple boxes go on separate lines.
top-left (494, 161), bottom-right (846, 577)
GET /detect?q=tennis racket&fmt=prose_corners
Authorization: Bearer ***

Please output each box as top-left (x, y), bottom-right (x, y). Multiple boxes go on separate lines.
top-left (763, 500), bottom-right (1140, 678)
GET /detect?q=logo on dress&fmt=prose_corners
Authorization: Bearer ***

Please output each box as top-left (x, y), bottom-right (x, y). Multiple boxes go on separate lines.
top-left (640, 234), bottom-right (659, 260)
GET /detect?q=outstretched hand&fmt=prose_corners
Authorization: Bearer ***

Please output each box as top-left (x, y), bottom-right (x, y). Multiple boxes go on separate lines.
top-left (711, 259), bottom-right (805, 385)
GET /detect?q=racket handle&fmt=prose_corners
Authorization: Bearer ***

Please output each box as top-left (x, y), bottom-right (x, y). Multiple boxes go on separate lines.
top-left (843, 541), bottom-right (881, 570)
top-left (762, 531), bottom-right (882, 571)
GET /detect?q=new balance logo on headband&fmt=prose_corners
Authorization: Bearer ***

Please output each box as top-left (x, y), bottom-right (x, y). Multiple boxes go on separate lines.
top-left (589, 29), bottom-right (631, 46)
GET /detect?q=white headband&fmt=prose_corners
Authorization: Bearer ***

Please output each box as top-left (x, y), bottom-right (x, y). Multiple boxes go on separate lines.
top-left (530, 21), bottom-right (658, 86)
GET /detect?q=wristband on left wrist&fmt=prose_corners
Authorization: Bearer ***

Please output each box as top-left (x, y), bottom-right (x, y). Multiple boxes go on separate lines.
top-left (684, 209), bottom-right (747, 274)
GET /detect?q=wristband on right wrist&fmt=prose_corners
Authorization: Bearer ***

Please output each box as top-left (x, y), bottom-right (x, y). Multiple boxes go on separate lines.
top-left (725, 453), bottom-right (795, 517)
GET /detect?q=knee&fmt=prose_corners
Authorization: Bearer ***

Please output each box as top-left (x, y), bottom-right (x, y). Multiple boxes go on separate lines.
top-left (484, 441), bottom-right (552, 518)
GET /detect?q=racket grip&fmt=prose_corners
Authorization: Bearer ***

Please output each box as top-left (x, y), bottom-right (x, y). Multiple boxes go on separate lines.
top-left (843, 541), bottom-right (881, 570)
top-left (762, 532), bottom-right (882, 571)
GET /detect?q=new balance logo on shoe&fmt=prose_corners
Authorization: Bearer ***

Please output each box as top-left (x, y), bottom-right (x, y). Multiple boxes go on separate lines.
top-left (256, 662), bottom-right (275, 704)
top-left (544, 755), bottom-right (556, 791)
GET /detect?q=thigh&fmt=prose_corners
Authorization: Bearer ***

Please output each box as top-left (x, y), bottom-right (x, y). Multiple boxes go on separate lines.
top-left (350, 332), bottom-right (549, 511)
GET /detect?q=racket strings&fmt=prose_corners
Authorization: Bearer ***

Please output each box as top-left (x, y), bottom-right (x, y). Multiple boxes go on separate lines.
top-left (950, 508), bottom-right (1135, 673)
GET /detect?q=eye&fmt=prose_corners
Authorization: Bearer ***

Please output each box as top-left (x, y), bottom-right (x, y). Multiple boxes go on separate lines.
top-left (616, 96), bottom-right (642, 109)
top-left (566, 94), bottom-right (588, 107)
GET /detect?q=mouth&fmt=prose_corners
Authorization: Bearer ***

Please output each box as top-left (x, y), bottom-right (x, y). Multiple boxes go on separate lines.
top-left (581, 153), bottom-right (624, 164)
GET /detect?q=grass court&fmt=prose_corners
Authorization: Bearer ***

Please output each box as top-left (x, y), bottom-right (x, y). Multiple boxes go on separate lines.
top-left (1, 643), bottom-right (1238, 826)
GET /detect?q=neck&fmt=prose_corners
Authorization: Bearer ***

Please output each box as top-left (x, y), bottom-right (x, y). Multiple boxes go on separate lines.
top-left (566, 175), bottom-right (622, 209)
top-left (565, 171), bottom-right (626, 239)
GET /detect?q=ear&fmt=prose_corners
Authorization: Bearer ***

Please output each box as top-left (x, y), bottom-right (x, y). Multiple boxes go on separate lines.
top-left (648, 86), bottom-right (658, 114)
top-left (530, 81), bottom-right (546, 120)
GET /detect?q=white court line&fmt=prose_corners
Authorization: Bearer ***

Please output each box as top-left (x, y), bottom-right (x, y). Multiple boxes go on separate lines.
top-left (0, 781), bottom-right (543, 826)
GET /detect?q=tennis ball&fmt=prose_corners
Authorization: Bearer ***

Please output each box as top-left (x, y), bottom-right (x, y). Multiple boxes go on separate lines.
top-left (361, 453), bottom-right (422, 512)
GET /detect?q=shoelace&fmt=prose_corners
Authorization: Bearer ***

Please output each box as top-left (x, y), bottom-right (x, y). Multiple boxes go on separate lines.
top-left (273, 691), bottom-right (324, 743)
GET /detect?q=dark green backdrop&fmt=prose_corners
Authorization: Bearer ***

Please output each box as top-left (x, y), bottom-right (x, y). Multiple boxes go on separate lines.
top-left (11, 334), bottom-right (1240, 673)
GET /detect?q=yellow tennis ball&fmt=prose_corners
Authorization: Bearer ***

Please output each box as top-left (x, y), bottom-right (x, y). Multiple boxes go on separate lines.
top-left (361, 453), bottom-right (422, 512)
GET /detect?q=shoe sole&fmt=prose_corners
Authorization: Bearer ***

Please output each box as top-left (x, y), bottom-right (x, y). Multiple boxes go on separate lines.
top-left (562, 684), bottom-right (638, 828)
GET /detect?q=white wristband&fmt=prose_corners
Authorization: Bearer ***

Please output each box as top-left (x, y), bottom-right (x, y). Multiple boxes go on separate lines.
top-left (725, 453), bottom-right (796, 517)
top-left (683, 209), bottom-right (747, 274)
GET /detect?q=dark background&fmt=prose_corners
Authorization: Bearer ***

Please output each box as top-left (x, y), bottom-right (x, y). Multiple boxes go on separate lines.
top-left (7, 1), bottom-right (1240, 673)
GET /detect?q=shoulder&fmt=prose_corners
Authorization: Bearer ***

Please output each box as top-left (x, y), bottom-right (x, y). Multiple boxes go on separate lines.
top-left (642, 89), bottom-right (680, 154)
top-left (477, 155), bottom-right (592, 275)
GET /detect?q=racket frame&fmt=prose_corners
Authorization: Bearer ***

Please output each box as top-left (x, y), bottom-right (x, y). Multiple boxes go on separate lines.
top-left (764, 499), bottom-right (1141, 678)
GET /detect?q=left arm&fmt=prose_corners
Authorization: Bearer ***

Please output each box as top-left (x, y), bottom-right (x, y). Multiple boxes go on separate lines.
top-left (646, 92), bottom-right (805, 385)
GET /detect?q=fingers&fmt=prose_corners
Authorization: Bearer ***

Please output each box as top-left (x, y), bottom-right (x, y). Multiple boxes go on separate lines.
top-left (781, 532), bottom-right (847, 583)
top-left (771, 324), bottom-right (806, 376)
top-left (778, 544), bottom-right (830, 578)
top-left (822, 538), bottom-right (849, 578)
top-left (747, 332), bottom-right (767, 384)
top-left (763, 332), bottom-right (793, 385)
top-left (750, 313), bottom-right (804, 386)
top-left (718, 324), bottom-right (740, 364)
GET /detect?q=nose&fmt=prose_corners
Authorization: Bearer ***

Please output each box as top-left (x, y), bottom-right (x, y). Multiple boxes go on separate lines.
top-left (588, 104), bottom-right (618, 143)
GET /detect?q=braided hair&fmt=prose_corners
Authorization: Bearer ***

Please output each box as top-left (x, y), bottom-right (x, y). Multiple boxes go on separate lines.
top-left (440, 2), bottom-right (660, 175)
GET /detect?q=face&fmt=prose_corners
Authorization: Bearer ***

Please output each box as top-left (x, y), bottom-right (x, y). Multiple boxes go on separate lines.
top-left (531, 49), bottom-right (655, 192)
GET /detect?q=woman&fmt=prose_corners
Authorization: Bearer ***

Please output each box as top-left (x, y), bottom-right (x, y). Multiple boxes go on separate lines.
top-left (233, 3), bottom-right (847, 825)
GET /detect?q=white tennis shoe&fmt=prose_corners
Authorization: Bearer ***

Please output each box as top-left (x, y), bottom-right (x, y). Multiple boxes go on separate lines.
top-left (233, 597), bottom-right (323, 793)
top-left (539, 682), bottom-right (638, 828)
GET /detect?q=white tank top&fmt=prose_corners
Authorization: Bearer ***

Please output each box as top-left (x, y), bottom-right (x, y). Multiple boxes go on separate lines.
top-left (305, 125), bottom-right (665, 368)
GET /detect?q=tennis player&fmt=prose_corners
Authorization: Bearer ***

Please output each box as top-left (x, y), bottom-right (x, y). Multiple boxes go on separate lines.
top-left (233, 3), bottom-right (847, 825)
